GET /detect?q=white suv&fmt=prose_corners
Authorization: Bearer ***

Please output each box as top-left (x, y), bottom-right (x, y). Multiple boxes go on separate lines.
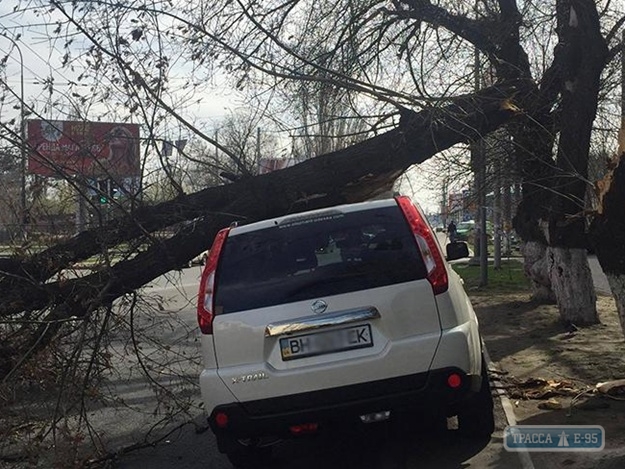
top-left (197, 196), bottom-right (493, 467)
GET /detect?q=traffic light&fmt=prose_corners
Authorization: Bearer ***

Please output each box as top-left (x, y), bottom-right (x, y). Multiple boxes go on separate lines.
top-left (98, 179), bottom-right (110, 204)
top-left (90, 178), bottom-right (125, 205)
top-left (110, 180), bottom-right (120, 199)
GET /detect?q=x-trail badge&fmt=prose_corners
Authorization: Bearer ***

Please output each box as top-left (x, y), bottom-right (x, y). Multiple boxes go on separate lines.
top-left (311, 299), bottom-right (328, 314)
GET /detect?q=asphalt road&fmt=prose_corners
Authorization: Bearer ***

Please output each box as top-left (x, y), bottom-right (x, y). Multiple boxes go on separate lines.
top-left (105, 247), bottom-right (614, 468)
top-left (116, 411), bottom-right (521, 469)
top-left (105, 266), bottom-right (524, 469)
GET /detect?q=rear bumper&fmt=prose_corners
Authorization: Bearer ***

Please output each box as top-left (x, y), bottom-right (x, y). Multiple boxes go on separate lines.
top-left (208, 367), bottom-right (480, 445)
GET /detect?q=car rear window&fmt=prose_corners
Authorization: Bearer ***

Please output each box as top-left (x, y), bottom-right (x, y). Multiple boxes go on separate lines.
top-left (213, 205), bottom-right (428, 314)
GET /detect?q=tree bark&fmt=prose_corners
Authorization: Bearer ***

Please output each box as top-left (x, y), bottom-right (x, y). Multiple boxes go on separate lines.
top-left (547, 246), bottom-right (598, 325)
top-left (522, 241), bottom-right (556, 303)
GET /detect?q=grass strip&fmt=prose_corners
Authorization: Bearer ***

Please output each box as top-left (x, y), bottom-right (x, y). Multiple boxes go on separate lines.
top-left (452, 259), bottom-right (530, 294)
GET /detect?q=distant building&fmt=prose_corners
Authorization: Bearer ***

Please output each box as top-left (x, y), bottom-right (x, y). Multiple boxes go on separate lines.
top-left (258, 158), bottom-right (295, 175)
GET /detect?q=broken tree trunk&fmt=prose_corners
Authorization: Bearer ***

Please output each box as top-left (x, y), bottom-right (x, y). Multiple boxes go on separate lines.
top-left (544, 0), bottom-right (608, 326)
top-left (591, 150), bottom-right (625, 337)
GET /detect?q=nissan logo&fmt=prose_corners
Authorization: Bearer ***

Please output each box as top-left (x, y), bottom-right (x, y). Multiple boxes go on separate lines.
top-left (311, 299), bottom-right (328, 314)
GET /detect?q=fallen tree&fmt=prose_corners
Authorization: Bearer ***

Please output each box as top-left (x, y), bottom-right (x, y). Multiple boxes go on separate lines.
top-left (0, 83), bottom-right (518, 379)
top-left (1, 2), bottom-right (624, 465)
top-left (1, 0), bottom-right (623, 384)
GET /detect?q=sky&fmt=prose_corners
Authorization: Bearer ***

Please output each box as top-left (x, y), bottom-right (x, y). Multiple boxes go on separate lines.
top-left (0, 3), bottom-right (238, 124)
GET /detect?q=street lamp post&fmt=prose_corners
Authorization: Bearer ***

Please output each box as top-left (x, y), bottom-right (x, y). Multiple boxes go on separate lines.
top-left (1, 33), bottom-right (26, 236)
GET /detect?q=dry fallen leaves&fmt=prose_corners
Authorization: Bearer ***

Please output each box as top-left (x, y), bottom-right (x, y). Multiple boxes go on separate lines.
top-left (497, 376), bottom-right (589, 400)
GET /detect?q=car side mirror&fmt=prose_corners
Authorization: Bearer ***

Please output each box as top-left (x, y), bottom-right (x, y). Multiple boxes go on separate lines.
top-left (446, 241), bottom-right (469, 261)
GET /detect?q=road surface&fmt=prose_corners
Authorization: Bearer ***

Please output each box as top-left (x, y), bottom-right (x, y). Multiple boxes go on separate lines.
top-left (106, 266), bottom-right (523, 469)
top-left (108, 253), bottom-right (614, 468)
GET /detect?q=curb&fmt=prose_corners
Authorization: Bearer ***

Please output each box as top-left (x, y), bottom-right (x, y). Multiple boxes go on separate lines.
top-left (483, 346), bottom-right (535, 469)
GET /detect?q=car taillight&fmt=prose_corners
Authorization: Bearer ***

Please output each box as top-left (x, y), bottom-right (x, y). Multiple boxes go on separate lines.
top-left (395, 195), bottom-right (449, 295)
top-left (290, 423), bottom-right (319, 435)
top-left (214, 411), bottom-right (229, 428)
top-left (197, 228), bottom-right (230, 334)
top-left (447, 373), bottom-right (463, 389)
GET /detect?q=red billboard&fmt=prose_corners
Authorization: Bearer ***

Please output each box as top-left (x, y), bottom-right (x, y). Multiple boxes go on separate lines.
top-left (27, 119), bottom-right (140, 177)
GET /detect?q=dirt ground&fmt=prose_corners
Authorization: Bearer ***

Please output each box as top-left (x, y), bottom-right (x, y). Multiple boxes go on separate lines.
top-left (472, 290), bottom-right (625, 468)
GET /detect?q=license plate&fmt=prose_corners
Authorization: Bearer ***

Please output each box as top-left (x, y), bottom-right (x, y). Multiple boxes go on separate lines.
top-left (280, 324), bottom-right (373, 361)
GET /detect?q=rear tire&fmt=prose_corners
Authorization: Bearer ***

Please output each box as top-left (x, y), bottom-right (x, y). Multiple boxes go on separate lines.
top-left (457, 359), bottom-right (495, 438)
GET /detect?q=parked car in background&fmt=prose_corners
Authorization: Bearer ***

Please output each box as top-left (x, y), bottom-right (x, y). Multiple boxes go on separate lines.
top-left (196, 196), bottom-right (493, 467)
top-left (455, 220), bottom-right (475, 242)
top-left (455, 220), bottom-right (493, 244)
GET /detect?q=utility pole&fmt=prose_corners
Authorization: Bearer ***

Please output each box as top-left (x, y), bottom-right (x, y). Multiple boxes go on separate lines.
top-left (215, 129), bottom-right (219, 159)
top-left (2, 34), bottom-right (26, 237)
top-left (441, 173), bottom-right (449, 227)
top-left (469, 0), bottom-right (488, 286)
top-left (619, 30), bottom-right (625, 156)
top-left (75, 177), bottom-right (86, 234)
top-left (503, 142), bottom-right (512, 255)
top-left (494, 157), bottom-right (502, 269)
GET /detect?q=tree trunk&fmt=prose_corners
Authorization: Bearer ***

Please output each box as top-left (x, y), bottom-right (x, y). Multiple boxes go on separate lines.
top-left (547, 246), bottom-right (599, 325)
top-left (590, 150), bottom-right (625, 337)
top-left (605, 274), bottom-right (625, 338)
top-left (545, 0), bottom-right (607, 324)
top-left (404, 0), bottom-right (605, 321)
top-left (522, 241), bottom-right (555, 303)
top-left (510, 109), bottom-right (557, 301)
top-left (493, 158), bottom-right (502, 269)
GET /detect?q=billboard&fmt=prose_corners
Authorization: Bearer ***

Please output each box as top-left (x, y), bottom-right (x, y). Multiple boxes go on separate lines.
top-left (27, 120), bottom-right (140, 177)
